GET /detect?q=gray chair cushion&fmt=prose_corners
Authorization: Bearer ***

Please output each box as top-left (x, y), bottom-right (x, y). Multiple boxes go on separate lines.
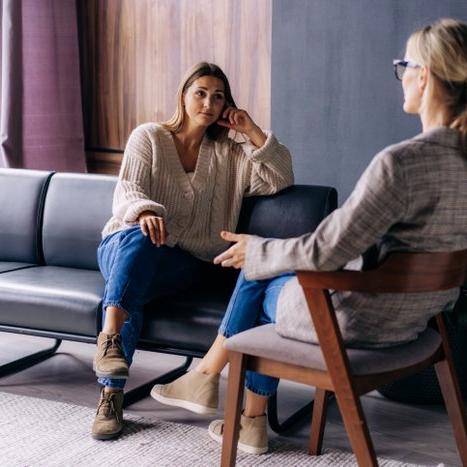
top-left (42, 173), bottom-right (117, 270)
top-left (0, 262), bottom-right (35, 273)
top-left (224, 324), bottom-right (442, 375)
top-left (0, 266), bottom-right (104, 336)
top-left (0, 168), bottom-right (52, 263)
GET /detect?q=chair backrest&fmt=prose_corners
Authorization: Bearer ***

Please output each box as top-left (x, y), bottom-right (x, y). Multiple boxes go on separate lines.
top-left (298, 250), bottom-right (467, 294)
top-left (42, 173), bottom-right (117, 270)
top-left (237, 185), bottom-right (337, 238)
top-left (0, 168), bottom-right (53, 263)
top-left (297, 250), bottom-right (467, 389)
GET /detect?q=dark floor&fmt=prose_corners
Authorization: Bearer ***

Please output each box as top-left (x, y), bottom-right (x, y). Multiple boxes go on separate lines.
top-left (0, 332), bottom-right (463, 466)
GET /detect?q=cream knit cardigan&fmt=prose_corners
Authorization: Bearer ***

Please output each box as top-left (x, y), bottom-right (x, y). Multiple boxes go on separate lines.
top-left (102, 123), bottom-right (294, 261)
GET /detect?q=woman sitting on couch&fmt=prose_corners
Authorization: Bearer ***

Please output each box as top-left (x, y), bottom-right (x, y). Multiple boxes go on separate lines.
top-left (92, 62), bottom-right (293, 440)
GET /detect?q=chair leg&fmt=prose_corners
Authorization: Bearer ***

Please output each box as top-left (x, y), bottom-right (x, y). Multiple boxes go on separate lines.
top-left (334, 388), bottom-right (378, 467)
top-left (308, 388), bottom-right (330, 455)
top-left (221, 351), bottom-right (247, 467)
top-left (435, 359), bottom-right (467, 464)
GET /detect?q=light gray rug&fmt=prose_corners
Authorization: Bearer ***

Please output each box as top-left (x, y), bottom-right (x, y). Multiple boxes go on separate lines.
top-left (0, 392), bottom-right (441, 467)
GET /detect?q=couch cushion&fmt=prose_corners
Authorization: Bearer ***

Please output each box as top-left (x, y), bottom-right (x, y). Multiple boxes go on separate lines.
top-left (0, 262), bottom-right (35, 273)
top-left (0, 168), bottom-right (52, 263)
top-left (237, 185), bottom-right (337, 238)
top-left (42, 173), bottom-right (117, 270)
top-left (0, 266), bottom-right (103, 337)
top-left (224, 324), bottom-right (442, 375)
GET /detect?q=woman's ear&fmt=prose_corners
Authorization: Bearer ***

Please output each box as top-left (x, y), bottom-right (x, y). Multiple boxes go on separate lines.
top-left (418, 66), bottom-right (429, 93)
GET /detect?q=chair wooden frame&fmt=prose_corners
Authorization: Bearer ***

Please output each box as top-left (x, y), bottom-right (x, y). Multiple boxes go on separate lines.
top-left (221, 250), bottom-right (467, 466)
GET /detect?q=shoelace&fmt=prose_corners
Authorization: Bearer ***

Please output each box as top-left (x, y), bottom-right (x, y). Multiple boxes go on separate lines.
top-left (96, 393), bottom-right (122, 423)
top-left (102, 334), bottom-right (124, 357)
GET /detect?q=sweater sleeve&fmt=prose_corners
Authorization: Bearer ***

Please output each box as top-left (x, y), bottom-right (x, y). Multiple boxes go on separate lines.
top-left (234, 131), bottom-right (294, 196)
top-left (244, 149), bottom-right (408, 280)
top-left (112, 126), bottom-right (167, 223)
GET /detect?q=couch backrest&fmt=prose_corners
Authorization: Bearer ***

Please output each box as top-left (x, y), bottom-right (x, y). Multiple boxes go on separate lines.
top-left (237, 185), bottom-right (337, 238)
top-left (0, 168), bottom-right (53, 263)
top-left (41, 174), bottom-right (336, 270)
top-left (42, 173), bottom-right (117, 270)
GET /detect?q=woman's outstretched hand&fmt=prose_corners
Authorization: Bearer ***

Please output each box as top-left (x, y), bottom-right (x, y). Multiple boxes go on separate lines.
top-left (213, 231), bottom-right (252, 269)
top-left (138, 211), bottom-right (166, 247)
top-left (217, 107), bottom-right (267, 148)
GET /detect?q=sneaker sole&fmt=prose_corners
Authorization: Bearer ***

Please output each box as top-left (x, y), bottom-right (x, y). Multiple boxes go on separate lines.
top-left (150, 387), bottom-right (217, 415)
top-left (208, 425), bottom-right (268, 455)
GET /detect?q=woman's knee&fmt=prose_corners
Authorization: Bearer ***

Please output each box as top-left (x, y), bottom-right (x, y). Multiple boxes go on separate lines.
top-left (115, 226), bottom-right (163, 267)
top-left (99, 226), bottom-right (161, 286)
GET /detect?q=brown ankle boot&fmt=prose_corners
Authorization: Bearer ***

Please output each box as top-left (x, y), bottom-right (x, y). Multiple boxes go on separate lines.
top-left (91, 388), bottom-right (124, 440)
top-left (93, 332), bottom-right (129, 379)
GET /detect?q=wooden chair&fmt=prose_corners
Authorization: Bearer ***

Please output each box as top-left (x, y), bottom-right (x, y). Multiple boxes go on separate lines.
top-left (220, 250), bottom-right (467, 466)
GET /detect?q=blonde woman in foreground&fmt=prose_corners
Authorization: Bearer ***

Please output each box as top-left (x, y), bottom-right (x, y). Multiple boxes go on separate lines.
top-left (152, 19), bottom-right (467, 455)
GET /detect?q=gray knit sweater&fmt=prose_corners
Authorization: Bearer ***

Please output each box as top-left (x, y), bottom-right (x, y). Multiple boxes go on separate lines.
top-left (102, 123), bottom-right (294, 261)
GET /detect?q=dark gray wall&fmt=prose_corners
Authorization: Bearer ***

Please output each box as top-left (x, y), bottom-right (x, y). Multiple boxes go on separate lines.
top-left (272, 0), bottom-right (467, 204)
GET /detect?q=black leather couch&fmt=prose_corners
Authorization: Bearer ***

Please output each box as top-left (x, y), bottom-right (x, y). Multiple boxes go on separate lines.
top-left (0, 168), bottom-right (337, 430)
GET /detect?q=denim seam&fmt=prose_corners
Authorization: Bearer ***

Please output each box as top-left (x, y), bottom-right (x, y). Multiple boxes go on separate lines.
top-left (103, 230), bottom-right (153, 319)
top-left (218, 280), bottom-right (244, 335)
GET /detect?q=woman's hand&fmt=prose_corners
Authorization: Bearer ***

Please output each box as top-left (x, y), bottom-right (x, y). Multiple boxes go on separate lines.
top-left (213, 231), bottom-right (252, 269)
top-left (138, 211), bottom-right (166, 247)
top-left (217, 107), bottom-right (267, 148)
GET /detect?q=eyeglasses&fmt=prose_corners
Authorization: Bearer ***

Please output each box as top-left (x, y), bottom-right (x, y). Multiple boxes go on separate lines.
top-left (392, 59), bottom-right (421, 80)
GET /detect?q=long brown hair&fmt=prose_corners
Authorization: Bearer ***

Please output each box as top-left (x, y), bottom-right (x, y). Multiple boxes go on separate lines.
top-left (161, 62), bottom-right (237, 141)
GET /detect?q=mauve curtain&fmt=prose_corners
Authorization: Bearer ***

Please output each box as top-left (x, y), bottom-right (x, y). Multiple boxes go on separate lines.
top-left (0, 0), bottom-right (86, 171)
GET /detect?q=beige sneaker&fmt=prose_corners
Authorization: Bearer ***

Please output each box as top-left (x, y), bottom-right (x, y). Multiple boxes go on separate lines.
top-left (91, 388), bottom-right (124, 440)
top-left (208, 413), bottom-right (268, 455)
top-left (93, 332), bottom-right (129, 379)
top-left (150, 370), bottom-right (219, 415)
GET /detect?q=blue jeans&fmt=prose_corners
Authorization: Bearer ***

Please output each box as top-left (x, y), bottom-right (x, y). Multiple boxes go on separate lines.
top-left (97, 225), bottom-right (207, 389)
top-left (219, 270), bottom-right (295, 397)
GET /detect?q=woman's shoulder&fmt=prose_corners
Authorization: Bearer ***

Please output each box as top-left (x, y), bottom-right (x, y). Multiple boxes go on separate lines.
top-left (380, 135), bottom-right (421, 156)
top-left (377, 129), bottom-right (461, 170)
top-left (129, 122), bottom-right (168, 140)
top-left (373, 134), bottom-right (428, 169)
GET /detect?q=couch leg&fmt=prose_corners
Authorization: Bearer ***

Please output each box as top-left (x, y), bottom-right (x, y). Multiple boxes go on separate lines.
top-left (268, 391), bottom-right (314, 434)
top-left (0, 338), bottom-right (62, 377)
top-left (123, 356), bottom-right (193, 408)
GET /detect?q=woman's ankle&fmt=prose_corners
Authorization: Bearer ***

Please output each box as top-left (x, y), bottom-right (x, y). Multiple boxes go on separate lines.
top-left (193, 366), bottom-right (218, 376)
top-left (103, 386), bottom-right (123, 394)
top-left (242, 409), bottom-right (266, 418)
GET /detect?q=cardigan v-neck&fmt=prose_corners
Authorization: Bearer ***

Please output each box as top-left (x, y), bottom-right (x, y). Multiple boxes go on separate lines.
top-left (161, 127), bottom-right (212, 192)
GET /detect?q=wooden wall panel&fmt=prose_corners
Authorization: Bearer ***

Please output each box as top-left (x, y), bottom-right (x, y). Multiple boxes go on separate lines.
top-left (78, 0), bottom-right (272, 173)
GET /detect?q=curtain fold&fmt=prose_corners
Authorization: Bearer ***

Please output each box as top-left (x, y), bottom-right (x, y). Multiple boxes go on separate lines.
top-left (0, 0), bottom-right (86, 171)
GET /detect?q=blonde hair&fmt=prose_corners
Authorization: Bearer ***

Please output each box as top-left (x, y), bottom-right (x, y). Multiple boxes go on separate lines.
top-left (161, 62), bottom-right (237, 141)
top-left (407, 18), bottom-right (467, 148)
